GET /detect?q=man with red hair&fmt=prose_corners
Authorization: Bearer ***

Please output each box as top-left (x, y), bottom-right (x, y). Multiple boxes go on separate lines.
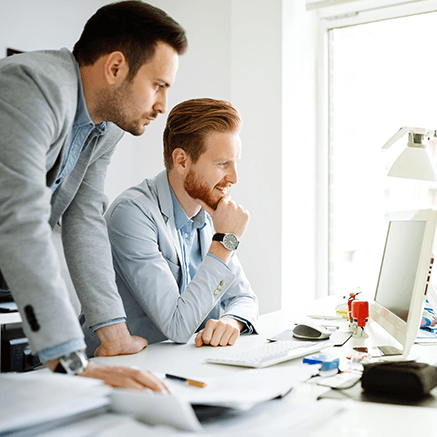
top-left (84, 98), bottom-right (258, 353)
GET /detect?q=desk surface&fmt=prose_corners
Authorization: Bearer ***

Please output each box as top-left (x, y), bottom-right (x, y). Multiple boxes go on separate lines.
top-left (92, 296), bottom-right (437, 436)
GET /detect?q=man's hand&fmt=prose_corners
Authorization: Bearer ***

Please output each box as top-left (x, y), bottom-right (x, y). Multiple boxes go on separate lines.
top-left (199, 194), bottom-right (249, 264)
top-left (45, 359), bottom-right (169, 393)
top-left (199, 194), bottom-right (249, 239)
top-left (94, 322), bottom-right (148, 357)
top-left (80, 362), bottom-right (169, 393)
top-left (195, 317), bottom-right (244, 348)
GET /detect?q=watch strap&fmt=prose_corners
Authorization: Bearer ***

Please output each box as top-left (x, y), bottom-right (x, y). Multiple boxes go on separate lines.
top-left (54, 361), bottom-right (67, 374)
top-left (212, 233), bottom-right (226, 242)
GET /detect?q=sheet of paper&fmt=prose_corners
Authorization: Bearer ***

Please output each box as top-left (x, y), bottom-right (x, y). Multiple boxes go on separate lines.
top-left (110, 389), bottom-right (204, 433)
top-left (197, 398), bottom-right (345, 436)
top-left (0, 372), bottom-right (111, 435)
top-left (415, 328), bottom-right (437, 343)
top-left (157, 365), bottom-right (318, 410)
top-left (41, 413), bottom-right (186, 437)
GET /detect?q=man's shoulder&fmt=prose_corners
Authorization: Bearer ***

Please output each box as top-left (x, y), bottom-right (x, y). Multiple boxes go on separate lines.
top-left (0, 48), bottom-right (77, 84)
top-left (106, 175), bottom-right (162, 220)
top-left (0, 48), bottom-right (78, 115)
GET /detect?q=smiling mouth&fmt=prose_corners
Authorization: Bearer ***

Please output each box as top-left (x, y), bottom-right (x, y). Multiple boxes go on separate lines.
top-left (215, 186), bottom-right (230, 195)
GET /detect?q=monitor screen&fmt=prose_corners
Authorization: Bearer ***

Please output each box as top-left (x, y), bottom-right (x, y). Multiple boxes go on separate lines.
top-left (374, 220), bottom-right (426, 322)
top-left (370, 209), bottom-right (437, 358)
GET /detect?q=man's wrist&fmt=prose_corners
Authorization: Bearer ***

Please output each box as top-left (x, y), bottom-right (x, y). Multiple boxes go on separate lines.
top-left (47, 350), bottom-right (89, 375)
top-left (209, 241), bottom-right (233, 264)
top-left (53, 350), bottom-right (88, 375)
top-left (221, 316), bottom-right (244, 331)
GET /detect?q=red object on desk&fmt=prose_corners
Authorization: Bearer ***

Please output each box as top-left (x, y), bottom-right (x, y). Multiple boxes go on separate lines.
top-left (352, 300), bottom-right (369, 327)
top-left (347, 292), bottom-right (361, 322)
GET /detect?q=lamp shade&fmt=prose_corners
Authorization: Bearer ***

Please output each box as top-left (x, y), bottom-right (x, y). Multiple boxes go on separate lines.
top-left (388, 146), bottom-right (437, 182)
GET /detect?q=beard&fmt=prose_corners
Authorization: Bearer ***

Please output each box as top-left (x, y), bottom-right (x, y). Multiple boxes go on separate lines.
top-left (95, 80), bottom-right (157, 136)
top-left (184, 168), bottom-right (228, 210)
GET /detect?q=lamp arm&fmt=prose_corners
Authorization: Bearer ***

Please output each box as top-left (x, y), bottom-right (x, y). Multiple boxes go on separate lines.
top-left (382, 126), bottom-right (435, 151)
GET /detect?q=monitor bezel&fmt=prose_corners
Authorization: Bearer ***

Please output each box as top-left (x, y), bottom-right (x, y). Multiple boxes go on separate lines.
top-left (370, 209), bottom-right (437, 358)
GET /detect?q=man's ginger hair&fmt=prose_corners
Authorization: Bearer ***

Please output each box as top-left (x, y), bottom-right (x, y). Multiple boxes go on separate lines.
top-left (163, 98), bottom-right (241, 170)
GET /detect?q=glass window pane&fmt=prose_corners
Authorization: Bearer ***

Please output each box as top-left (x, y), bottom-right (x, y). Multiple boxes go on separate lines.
top-left (328, 12), bottom-right (437, 296)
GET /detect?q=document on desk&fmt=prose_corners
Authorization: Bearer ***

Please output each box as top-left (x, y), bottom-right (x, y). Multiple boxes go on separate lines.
top-left (415, 329), bottom-right (437, 343)
top-left (110, 389), bottom-right (204, 433)
top-left (0, 371), bottom-right (111, 436)
top-left (158, 365), bottom-right (318, 410)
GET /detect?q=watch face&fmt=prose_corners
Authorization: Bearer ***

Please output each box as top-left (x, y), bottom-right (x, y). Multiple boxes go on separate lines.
top-left (60, 351), bottom-right (88, 374)
top-left (223, 233), bottom-right (239, 250)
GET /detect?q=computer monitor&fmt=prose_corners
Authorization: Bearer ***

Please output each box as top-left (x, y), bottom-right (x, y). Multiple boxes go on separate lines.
top-left (370, 209), bottom-right (437, 358)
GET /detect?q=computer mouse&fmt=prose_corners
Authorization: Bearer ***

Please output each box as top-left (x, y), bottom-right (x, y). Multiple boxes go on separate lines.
top-left (292, 322), bottom-right (332, 340)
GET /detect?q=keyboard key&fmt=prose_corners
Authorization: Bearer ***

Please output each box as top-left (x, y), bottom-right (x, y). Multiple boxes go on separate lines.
top-left (205, 340), bottom-right (331, 368)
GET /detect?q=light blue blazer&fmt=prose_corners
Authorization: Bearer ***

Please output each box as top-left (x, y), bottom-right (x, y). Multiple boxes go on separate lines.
top-left (83, 171), bottom-right (258, 354)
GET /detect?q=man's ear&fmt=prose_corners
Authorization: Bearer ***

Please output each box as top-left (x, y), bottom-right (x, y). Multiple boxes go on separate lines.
top-left (103, 51), bottom-right (129, 86)
top-left (172, 148), bottom-right (190, 175)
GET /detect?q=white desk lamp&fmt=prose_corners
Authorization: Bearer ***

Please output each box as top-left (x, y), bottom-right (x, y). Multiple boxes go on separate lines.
top-left (382, 126), bottom-right (437, 182)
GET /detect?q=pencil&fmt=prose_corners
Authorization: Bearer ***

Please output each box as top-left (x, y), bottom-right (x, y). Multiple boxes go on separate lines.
top-left (165, 373), bottom-right (207, 388)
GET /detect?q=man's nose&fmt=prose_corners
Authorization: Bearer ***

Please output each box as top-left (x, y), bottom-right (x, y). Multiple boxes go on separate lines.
top-left (153, 90), bottom-right (168, 114)
top-left (227, 164), bottom-right (238, 185)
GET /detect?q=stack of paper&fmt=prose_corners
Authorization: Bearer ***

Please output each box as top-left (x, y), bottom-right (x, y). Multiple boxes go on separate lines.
top-left (159, 365), bottom-right (318, 410)
top-left (0, 371), bottom-right (111, 436)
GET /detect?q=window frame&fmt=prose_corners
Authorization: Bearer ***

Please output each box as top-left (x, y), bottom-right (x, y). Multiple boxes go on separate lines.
top-left (315, 0), bottom-right (437, 297)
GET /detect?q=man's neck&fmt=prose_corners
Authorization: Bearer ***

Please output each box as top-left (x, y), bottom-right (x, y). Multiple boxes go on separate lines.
top-left (79, 64), bottom-right (106, 125)
top-left (167, 171), bottom-right (201, 219)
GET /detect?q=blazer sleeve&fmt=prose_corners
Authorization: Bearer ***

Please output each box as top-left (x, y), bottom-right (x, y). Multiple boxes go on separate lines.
top-left (107, 198), bottom-right (240, 343)
top-left (0, 57), bottom-right (85, 354)
top-left (220, 254), bottom-right (259, 330)
top-left (61, 131), bottom-right (126, 328)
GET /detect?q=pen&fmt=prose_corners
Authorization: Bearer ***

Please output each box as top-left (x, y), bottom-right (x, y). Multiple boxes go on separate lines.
top-left (165, 373), bottom-right (207, 388)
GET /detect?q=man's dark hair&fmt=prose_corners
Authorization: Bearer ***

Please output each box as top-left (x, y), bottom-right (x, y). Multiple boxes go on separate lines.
top-left (73, 0), bottom-right (187, 81)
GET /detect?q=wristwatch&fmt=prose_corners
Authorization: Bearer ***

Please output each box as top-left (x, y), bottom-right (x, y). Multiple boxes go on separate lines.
top-left (53, 350), bottom-right (88, 375)
top-left (213, 233), bottom-right (240, 251)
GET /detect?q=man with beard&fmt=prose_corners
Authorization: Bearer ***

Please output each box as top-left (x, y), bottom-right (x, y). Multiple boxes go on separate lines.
top-left (0, 1), bottom-right (186, 391)
top-left (83, 98), bottom-right (258, 353)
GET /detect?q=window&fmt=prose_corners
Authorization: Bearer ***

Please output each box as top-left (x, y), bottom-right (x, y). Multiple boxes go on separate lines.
top-left (323, 5), bottom-right (437, 296)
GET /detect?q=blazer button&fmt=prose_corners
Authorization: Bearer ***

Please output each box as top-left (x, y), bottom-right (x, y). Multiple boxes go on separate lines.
top-left (214, 289), bottom-right (220, 296)
top-left (217, 285), bottom-right (223, 292)
top-left (24, 305), bottom-right (40, 332)
top-left (220, 280), bottom-right (225, 287)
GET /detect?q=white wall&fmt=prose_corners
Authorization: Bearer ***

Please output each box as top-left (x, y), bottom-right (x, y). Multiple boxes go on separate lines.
top-left (282, 1), bottom-right (319, 309)
top-left (0, 0), bottom-right (319, 314)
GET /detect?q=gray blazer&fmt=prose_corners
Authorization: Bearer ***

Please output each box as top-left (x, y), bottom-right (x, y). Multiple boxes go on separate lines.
top-left (83, 171), bottom-right (258, 354)
top-left (0, 49), bottom-right (126, 355)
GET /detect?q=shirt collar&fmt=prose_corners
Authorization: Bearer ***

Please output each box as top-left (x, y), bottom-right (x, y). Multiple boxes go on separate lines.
top-left (74, 61), bottom-right (106, 135)
top-left (169, 182), bottom-right (207, 231)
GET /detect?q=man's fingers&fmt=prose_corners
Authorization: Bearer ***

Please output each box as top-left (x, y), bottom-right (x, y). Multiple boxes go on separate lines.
top-left (196, 321), bottom-right (240, 347)
top-left (81, 362), bottom-right (170, 393)
top-left (195, 331), bottom-right (204, 348)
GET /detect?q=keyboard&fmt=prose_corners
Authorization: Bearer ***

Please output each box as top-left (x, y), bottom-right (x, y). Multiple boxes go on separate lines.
top-left (377, 345), bottom-right (402, 356)
top-left (205, 340), bottom-right (331, 368)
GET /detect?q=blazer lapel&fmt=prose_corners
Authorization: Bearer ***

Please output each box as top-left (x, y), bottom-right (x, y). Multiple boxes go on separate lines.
top-left (155, 171), bottom-right (184, 268)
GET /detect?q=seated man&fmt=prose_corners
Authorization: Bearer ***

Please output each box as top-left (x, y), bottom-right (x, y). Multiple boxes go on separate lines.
top-left (84, 98), bottom-right (258, 354)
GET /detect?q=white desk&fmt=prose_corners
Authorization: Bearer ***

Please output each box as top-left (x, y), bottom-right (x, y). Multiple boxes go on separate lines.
top-left (91, 297), bottom-right (437, 436)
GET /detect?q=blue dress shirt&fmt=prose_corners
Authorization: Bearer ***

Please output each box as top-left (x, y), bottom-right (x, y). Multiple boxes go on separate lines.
top-left (170, 187), bottom-right (252, 333)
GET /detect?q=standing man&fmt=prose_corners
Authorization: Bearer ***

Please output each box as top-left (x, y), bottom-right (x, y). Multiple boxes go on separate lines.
top-left (84, 98), bottom-right (258, 354)
top-left (0, 1), bottom-right (187, 391)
